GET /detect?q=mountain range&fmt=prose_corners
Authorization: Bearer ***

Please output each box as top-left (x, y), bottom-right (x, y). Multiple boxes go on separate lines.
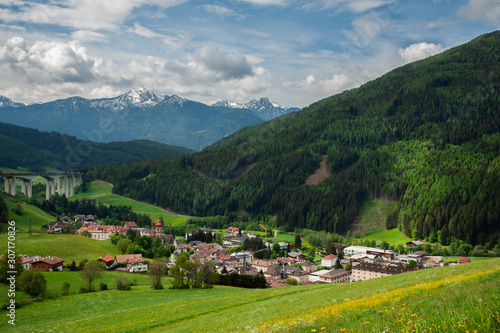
top-left (0, 90), bottom-right (299, 151)
top-left (86, 31), bottom-right (500, 247)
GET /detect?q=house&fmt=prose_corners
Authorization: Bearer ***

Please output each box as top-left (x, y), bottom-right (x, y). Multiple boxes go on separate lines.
top-left (300, 261), bottom-right (316, 273)
top-left (318, 269), bottom-right (351, 283)
top-left (457, 257), bottom-right (470, 264)
top-left (47, 221), bottom-right (75, 234)
top-left (97, 255), bottom-right (116, 269)
top-left (284, 266), bottom-right (309, 284)
top-left (76, 225), bottom-right (128, 240)
top-left (20, 255), bottom-right (32, 270)
top-left (309, 269), bottom-right (331, 282)
top-left (343, 246), bottom-right (395, 260)
top-left (31, 256), bottom-right (65, 271)
top-left (227, 227), bottom-right (242, 236)
top-left (116, 254), bottom-right (143, 264)
top-left (351, 263), bottom-right (413, 282)
top-left (127, 258), bottom-right (150, 273)
top-left (251, 259), bottom-right (279, 271)
top-left (321, 254), bottom-right (338, 267)
top-left (399, 251), bottom-right (427, 264)
top-left (123, 221), bottom-right (137, 230)
top-left (406, 240), bottom-right (425, 247)
top-left (138, 220), bottom-right (177, 246)
top-left (288, 251), bottom-right (306, 261)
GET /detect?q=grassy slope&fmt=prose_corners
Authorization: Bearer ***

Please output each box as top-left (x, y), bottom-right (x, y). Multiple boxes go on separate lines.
top-left (2, 194), bottom-right (56, 232)
top-left (0, 259), bottom-right (498, 332)
top-left (0, 233), bottom-right (119, 262)
top-left (72, 181), bottom-right (191, 226)
top-left (361, 229), bottom-right (412, 246)
top-left (350, 199), bottom-right (397, 237)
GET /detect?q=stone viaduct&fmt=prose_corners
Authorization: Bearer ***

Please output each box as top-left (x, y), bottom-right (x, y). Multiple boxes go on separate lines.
top-left (1, 173), bottom-right (83, 200)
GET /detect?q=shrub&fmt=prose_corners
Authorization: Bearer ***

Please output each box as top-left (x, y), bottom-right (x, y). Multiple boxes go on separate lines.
top-left (100, 282), bottom-right (108, 291)
top-left (285, 278), bottom-right (299, 285)
top-left (61, 281), bottom-right (70, 296)
top-left (45, 290), bottom-right (57, 299)
top-left (116, 277), bottom-right (131, 290)
top-left (18, 269), bottom-right (47, 296)
top-left (79, 286), bottom-right (89, 294)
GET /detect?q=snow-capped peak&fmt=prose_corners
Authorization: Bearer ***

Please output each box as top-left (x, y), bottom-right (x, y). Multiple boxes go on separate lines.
top-left (0, 95), bottom-right (25, 108)
top-left (125, 87), bottom-right (165, 106)
top-left (212, 100), bottom-right (248, 109)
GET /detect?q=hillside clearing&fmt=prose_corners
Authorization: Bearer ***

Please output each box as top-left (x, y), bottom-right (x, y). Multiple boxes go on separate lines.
top-left (350, 198), bottom-right (397, 237)
top-left (305, 155), bottom-right (331, 185)
top-left (361, 228), bottom-right (412, 246)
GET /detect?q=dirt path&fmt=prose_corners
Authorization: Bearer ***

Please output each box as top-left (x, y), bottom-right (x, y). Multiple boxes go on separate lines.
top-left (305, 155), bottom-right (332, 185)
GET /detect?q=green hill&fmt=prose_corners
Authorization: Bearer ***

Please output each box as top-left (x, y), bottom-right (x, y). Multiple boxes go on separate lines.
top-left (0, 233), bottom-right (119, 262)
top-left (0, 122), bottom-right (193, 172)
top-left (0, 258), bottom-right (498, 332)
top-left (85, 31), bottom-right (500, 247)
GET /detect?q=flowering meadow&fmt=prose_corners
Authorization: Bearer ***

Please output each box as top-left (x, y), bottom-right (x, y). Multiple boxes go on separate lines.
top-left (0, 259), bottom-right (498, 332)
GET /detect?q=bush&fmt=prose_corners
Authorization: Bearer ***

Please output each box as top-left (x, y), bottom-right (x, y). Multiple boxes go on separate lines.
top-left (61, 281), bottom-right (70, 296)
top-left (285, 278), bottom-right (299, 285)
top-left (79, 286), bottom-right (90, 294)
top-left (100, 282), bottom-right (108, 291)
top-left (116, 277), bottom-right (131, 290)
top-left (19, 269), bottom-right (47, 296)
top-left (45, 290), bottom-right (57, 299)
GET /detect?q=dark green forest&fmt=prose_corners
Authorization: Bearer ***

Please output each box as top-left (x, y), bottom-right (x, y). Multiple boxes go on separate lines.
top-left (0, 122), bottom-right (193, 172)
top-left (84, 31), bottom-right (500, 247)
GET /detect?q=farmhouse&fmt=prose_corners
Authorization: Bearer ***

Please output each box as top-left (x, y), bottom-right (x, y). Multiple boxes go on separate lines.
top-left (116, 254), bottom-right (143, 264)
top-left (30, 256), bottom-right (65, 271)
top-left (97, 255), bottom-right (116, 269)
top-left (127, 258), bottom-right (150, 273)
top-left (351, 263), bottom-right (413, 282)
top-left (399, 251), bottom-right (427, 264)
top-left (406, 240), bottom-right (425, 247)
top-left (76, 225), bottom-right (127, 240)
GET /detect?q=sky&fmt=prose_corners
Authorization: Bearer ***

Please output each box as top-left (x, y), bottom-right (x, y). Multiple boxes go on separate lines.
top-left (0, 0), bottom-right (498, 108)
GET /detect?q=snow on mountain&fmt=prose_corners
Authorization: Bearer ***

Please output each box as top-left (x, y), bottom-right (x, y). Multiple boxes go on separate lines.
top-left (212, 97), bottom-right (300, 121)
top-left (91, 88), bottom-right (166, 110)
top-left (0, 96), bottom-right (25, 108)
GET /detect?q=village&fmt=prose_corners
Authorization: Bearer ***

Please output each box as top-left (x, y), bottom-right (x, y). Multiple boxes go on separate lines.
top-left (16, 216), bottom-right (473, 288)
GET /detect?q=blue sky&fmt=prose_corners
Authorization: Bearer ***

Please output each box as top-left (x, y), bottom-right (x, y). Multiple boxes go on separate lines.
top-left (0, 0), bottom-right (498, 107)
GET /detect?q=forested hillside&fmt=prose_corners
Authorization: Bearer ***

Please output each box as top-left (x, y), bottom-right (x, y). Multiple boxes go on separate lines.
top-left (0, 122), bottom-right (193, 172)
top-left (85, 31), bottom-right (500, 246)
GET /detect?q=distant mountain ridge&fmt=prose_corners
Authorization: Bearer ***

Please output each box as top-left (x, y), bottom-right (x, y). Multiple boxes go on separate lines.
top-left (0, 122), bottom-right (193, 172)
top-left (0, 89), bottom-right (299, 150)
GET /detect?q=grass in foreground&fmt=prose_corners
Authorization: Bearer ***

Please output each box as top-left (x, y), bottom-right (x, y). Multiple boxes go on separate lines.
top-left (1, 258), bottom-right (498, 332)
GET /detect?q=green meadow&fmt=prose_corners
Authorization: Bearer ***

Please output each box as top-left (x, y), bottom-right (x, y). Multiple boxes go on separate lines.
top-left (351, 199), bottom-right (397, 237)
top-left (0, 233), bottom-right (119, 262)
top-left (72, 181), bottom-right (191, 226)
top-left (361, 228), bottom-right (412, 247)
top-left (2, 194), bottom-right (55, 232)
top-left (0, 258), bottom-right (498, 332)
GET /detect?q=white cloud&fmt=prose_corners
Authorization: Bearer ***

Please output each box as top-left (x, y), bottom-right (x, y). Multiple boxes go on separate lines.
top-left (0, 0), bottom-right (188, 31)
top-left (285, 73), bottom-right (355, 95)
top-left (0, 36), bottom-right (98, 84)
top-left (305, 0), bottom-right (395, 14)
top-left (233, 0), bottom-right (290, 6)
top-left (191, 45), bottom-right (254, 80)
top-left (398, 42), bottom-right (447, 64)
top-left (201, 5), bottom-right (242, 17)
top-left (457, 0), bottom-right (500, 27)
top-left (71, 30), bottom-right (108, 43)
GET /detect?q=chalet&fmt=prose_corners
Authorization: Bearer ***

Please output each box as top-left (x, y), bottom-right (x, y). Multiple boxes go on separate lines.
top-left (406, 240), bottom-right (425, 247)
top-left (318, 269), bottom-right (351, 283)
top-left (116, 254), bottom-right (143, 264)
top-left (321, 254), bottom-right (338, 268)
top-left (20, 255), bottom-right (32, 270)
top-left (31, 256), bottom-right (65, 271)
top-left (97, 255), bottom-right (116, 269)
top-left (127, 258), bottom-right (150, 273)
top-left (47, 221), bottom-right (75, 234)
top-left (351, 263), bottom-right (413, 282)
top-left (457, 257), bottom-right (471, 264)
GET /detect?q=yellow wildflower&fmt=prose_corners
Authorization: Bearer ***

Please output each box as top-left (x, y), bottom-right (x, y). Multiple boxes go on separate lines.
top-left (311, 330), bottom-right (317, 332)
top-left (364, 322), bottom-right (370, 325)
top-left (321, 328), bottom-right (326, 331)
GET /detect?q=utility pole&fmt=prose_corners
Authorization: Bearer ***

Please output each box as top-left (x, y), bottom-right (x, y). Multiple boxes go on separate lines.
top-left (29, 217), bottom-right (32, 236)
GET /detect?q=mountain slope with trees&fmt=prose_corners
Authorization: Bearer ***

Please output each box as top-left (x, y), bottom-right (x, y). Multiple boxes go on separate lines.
top-left (85, 31), bottom-right (500, 247)
top-left (0, 122), bottom-right (193, 172)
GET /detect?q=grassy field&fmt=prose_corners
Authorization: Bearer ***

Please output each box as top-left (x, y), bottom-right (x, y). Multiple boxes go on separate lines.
top-left (361, 228), bottom-right (412, 247)
top-left (2, 194), bottom-right (56, 232)
top-left (0, 233), bottom-right (119, 262)
top-left (350, 199), bottom-right (397, 237)
top-left (72, 181), bottom-right (191, 226)
top-left (1, 258), bottom-right (498, 332)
